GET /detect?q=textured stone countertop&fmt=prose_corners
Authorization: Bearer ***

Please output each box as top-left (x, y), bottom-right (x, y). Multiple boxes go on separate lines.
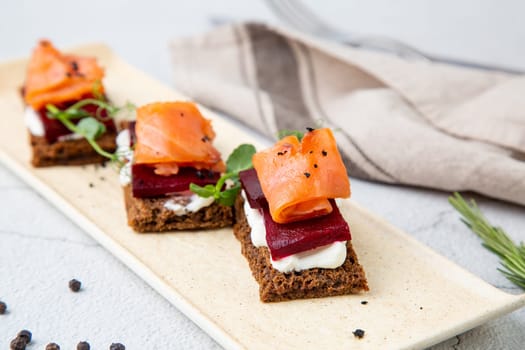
top-left (1, 1), bottom-right (524, 349)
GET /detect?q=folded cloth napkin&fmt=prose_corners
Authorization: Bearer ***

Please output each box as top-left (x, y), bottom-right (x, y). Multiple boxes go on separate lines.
top-left (170, 22), bottom-right (525, 206)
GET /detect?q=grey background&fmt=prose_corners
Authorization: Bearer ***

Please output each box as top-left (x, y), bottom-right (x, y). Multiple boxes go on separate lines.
top-left (1, 1), bottom-right (524, 349)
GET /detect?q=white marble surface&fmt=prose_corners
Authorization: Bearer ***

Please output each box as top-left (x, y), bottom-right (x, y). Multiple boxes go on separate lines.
top-left (1, 1), bottom-right (524, 349)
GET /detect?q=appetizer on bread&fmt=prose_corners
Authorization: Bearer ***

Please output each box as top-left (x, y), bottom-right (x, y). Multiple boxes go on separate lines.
top-left (22, 40), bottom-right (118, 166)
top-left (118, 101), bottom-right (235, 232)
top-left (234, 128), bottom-right (368, 302)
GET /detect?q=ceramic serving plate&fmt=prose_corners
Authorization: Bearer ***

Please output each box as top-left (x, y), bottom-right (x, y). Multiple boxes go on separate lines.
top-left (0, 44), bottom-right (523, 350)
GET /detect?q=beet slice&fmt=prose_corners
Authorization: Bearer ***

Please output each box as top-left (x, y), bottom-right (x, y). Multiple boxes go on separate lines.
top-left (239, 168), bottom-right (266, 209)
top-left (263, 199), bottom-right (351, 260)
top-left (132, 164), bottom-right (220, 198)
top-left (240, 168), bottom-right (351, 260)
top-left (127, 121), bottom-right (137, 146)
top-left (37, 95), bottom-right (116, 143)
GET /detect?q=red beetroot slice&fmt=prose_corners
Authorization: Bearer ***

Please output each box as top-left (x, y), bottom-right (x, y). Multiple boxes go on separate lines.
top-left (127, 121), bottom-right (137, 146)
top-left (240, 168), bottom-right (351, 259)
top-left (239, 168), bottom-right (266, 209)
top-left (132, 164), bottom-right (220, 198)
top-left (263, 199), bottom-right (351, 260)
top-left (38, 95), bottom-right (116, 143)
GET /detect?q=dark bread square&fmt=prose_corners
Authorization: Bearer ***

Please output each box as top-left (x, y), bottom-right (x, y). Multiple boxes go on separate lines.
top-left (30, 131), bottom-right (117, 167)
top-left (123, 185), bottom-right (233, 233)
top-left (233, 195), bottom-right (369, 302)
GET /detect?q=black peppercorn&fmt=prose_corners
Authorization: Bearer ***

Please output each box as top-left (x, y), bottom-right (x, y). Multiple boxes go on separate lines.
top-left (0, 300), bottom-right (6, 314)
top-left (110, 343), bottom-right (126, 350)
top-left (353, 329), bottom-right (365, 339)
top-left (10, 338), bottom-right (26, 350)
top-left (46, 343), bottom-right (60, 350)
top-left (77, 341), bottom-right (91, 350)
top-left (69, 279), bottom-right (82, 292)
top-left (17, 330), bottom-right (32, 343)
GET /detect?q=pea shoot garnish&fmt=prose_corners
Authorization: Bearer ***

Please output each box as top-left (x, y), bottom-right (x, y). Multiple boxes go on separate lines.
top-left (45, 96), bottom-right (135, 165)
top-left (277, 129), bottom-right (304, 141)
top-left (190, 144), bottom-right (256, 206)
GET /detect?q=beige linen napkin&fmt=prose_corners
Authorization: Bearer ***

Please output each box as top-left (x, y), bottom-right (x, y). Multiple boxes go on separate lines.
top-left (170, 22), bottom-right (525, 206)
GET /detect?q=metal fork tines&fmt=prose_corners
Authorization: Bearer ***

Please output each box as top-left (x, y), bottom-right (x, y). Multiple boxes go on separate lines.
top-left (264, 0), bottom-right (523, 73)
top-left (264, 0), bottom-right (430, 60)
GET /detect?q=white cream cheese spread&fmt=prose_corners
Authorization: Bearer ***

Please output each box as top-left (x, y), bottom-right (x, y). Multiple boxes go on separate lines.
top-left (116, 129), bottom-right (133, 186)
top-left (24, 107), bottom-right (81, 141)
top-left (242, 191), bottom-right (347, 273)
top-left (57, 133), bottom-right (83, 141)
top-left (24, 107), bottom-right (45, 136)
top-left (270, 241), bottom-right (347, 273)
top-left (242, 193), bottom-right (267, 247)
top-left (164, 194), bottom-right (215, 215)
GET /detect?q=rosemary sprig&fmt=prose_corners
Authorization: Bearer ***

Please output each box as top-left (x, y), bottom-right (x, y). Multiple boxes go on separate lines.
top-left (449, 192), bottom-right (525, 289)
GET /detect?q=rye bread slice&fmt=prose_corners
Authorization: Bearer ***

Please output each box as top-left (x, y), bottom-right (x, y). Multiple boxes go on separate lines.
top-left (233, 194), bottom-right (369, 302)
top-left (29, 131), bottom-right (117, 167)
top-left (123, 185), bottom-right (233, 233)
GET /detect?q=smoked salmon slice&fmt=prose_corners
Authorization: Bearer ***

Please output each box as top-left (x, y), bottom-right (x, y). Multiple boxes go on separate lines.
top-left (24, 40), bottom-right (105, 110)
top-left (133, 102), bottom-right (225, 175)
top-left (252, 128), bottom-right (350, 224)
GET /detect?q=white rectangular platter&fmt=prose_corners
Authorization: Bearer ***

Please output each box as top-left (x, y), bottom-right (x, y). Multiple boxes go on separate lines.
top-left (1, 44), bottom-right (523, 350)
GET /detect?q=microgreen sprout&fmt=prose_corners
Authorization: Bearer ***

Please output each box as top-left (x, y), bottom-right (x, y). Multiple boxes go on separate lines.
top-left (189, 144), bottom-right (256, 206)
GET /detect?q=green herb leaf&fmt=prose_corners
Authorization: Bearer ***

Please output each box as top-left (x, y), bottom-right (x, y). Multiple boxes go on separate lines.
top-left (76, 117), bottom-right (106, 140)
top-left (277, 129), bottom-right (304, 141)
top-left (45, 86), bottom-right (135, 166)
top-left (92, 79), bottom-right (104, 100)
top-left (190, 143), bottom-right (256, 206)
top-left (449, 192), bottom-right (525, 290)
top-left (45, 104), bottom-right (61, 117)
top-left (217, 187), bottom-right (241, 206)
top-left (226, 144), bottom-right (257, 174)
top-left (65, 108), bottom-right (92, 119)
top-left (189, 183), bottom-right (216, 198)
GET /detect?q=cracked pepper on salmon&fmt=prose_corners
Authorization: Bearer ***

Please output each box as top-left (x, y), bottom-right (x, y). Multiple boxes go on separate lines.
top-left (252, 128), bottom-right (350, 224)
top-left (23, 40), bottom-right (105, 110)
top-left (133, 101), bottom-right (226, 175)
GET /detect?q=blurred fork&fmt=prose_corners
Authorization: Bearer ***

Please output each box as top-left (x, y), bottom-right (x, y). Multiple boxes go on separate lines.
top-left (264, 0), bottom-right (523, 73)
top-left (265, 0), bottom-right (430, 61)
